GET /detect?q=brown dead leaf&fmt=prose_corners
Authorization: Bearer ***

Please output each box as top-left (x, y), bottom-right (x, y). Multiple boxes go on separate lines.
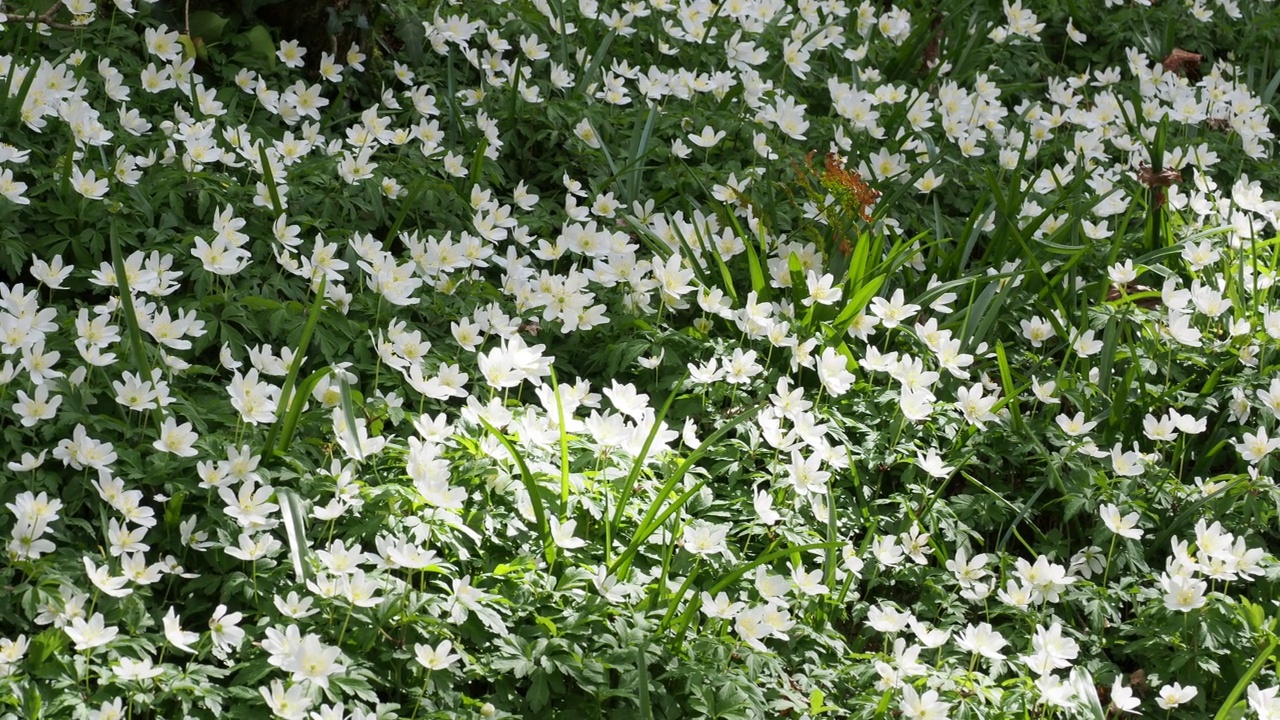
top-left (1162, 48), bottom-right (1202, 77)
top-left (1137, 164), bottom-right (1181, 188)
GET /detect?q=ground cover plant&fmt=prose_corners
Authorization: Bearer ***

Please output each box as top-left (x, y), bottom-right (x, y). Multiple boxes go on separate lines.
top-left (2, 0), bottom-right (1280, 717)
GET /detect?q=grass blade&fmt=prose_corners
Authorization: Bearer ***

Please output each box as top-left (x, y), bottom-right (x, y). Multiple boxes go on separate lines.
top-left (549, 367), bottom-right (571, 508)
top-left (109, 220), bottom-right (163, 432)
top-left (276, 487), bottom-right (312, 585)
top-left (1213, 635), bottom-right (1278, 720)
top-left (610, 375), bottom-right (685, 533)
top-left (609, 402), bottom-right (762, 578)
top-left (262, 275), bottom-right (327, 460)
top-left (480, 417), bottom-right (553, 565)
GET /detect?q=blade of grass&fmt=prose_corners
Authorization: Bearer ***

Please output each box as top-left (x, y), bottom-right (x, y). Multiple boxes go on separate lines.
top-left (276, 487), bottom-right (312, 585)
top-left (262, 276), bottom-right (327, 460)
top-left (623, 102), bottom-right (660, 206)
top-left (337, 376), bottom-right (363, 461)
top-left (275, 366), bottom-right (333, 455)
top-left (720, 202), bottom-right (771, 293)
top-left (994, 341), bottom-right (1022, 432)
top-left (1212, 635), bottom-right (1279, 720)
top-left (637, 642), bottom-right (653, 720)
top-left (480, 417), bottom-right (553, 565)
top-left (827, 273), bottom-right (885, 341)
top-left (573, 30), bottom-right (617, 98)
top-left (109, 220), bottom-right (162, 432)
top-left (1070, 668), bottom-right (1107, 720)
top-left (610, 403), bottom-right (762, 579)
top-left (665, 540), bottom-right (842, 644)
top-left (549, 366), bottom-right (571, 509)
top-left (609, 375), bottom-right (686, 556)
top-left (256, 145), bottom-right (284, 218)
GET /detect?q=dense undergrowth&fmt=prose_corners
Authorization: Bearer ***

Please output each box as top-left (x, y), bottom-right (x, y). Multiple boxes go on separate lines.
top-left (2, 0), bottom-right (1280, 718)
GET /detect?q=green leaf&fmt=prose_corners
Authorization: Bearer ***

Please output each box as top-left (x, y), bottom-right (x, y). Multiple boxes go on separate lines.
top-left (256, 145), bottom-right (284, 217)
top-left (828, 274), bottom-right (885, 340)
top-left (189, 10), bottom-right (230, 42)
top-left (242, 25), bottom-right (278, 69)
top-left (740, 222), bottom-right (769, 298)
top-left (527, 672), bottom-right (551, 712)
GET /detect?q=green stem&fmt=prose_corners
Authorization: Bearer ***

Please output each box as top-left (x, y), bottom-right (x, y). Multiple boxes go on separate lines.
top-left (410, 669), bottom-right (434, 720)
top-left (1100, 533), bottom-right (1118, 589)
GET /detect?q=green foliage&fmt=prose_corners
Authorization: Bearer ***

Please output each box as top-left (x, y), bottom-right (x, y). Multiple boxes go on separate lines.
top-left (1, 0), bottom-right (1280, 718)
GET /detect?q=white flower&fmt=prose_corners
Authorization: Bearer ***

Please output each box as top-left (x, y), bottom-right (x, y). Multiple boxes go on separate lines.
top-left (1107, 259), bottom-right (1137, 285)
top-left (153, 417), bottom-right (199, 457)
top-left (277, 40), bottom-right (307, 68)
top-left (1020, 316), bottom-right (1056, 346)
top-left (955, 622), bottom-right (1006, 660)
top-left (1247, 683), bottom-right (1280, 720)
top-left (687, 125), bottom-right (726, 148)
top-left (1072, 329), bottom-right (1103, 357)
top-left (84, 557), bottom-right (132, 598)
top-left (682, 520), bottom-right (731, 559)
top-left (1159, 573), bottom-right (1207, 612)
top-left (549, 516), bottom-right (586, 550)
top-left (1156, 683), bottom-right (1198, 709)
top-left (414, 639), bottom-right (462, 670)
top-left (900, 388), bottom-right (934, 421)
top-left (817, 346), bottom-right (856, 396)
top-left (1023, 622), bottom-right (1079, 675)
top-left (869, 289), bottom-right (920, 329)
top-left (12, 384), bottom-right (61, 427)
top-left (914, 169), bottom-right (945, 193)
top-left (209, 604), bottom-right (245, 659)
top-left (1055, 412), bottom-right (1097, 437)
top-left (1032, 377), bottom-right (1059, 404)
top-left (753, 485), bottom-right (782, 525)
top-left (804, 271), bottom-right (842, 306)
top-left (1099, 503), bottom-right (1144, 540)
top-left (1109, 676), bottom-right (1140, 714)
top-left (734, 605), bottom-right (773, 651)
top-left (280, 635), bottom-right (344, 689)
top-left (1236, 426), bottom-right (1280, 463)
top-left (1109, 444), bottom-right (1145, 477)
top-left (1165, 311), bottom-right (1202, 347)
top-left (114, 655), bottom-right (163, 681)
top-left (867, 603), bottom-right (913, 633)
top-left (1082, 219), bottom-right (1112, 239)
top-left (955, 383), bottom-right (999, 428)
top-left (259, 679), bottom-right (312, 719)
top-left (900, 684), bottom-right (950, 720)
top-left (1066, 18), bottom-right (1086, 43)
top-left (791, 564), bottom-right (829, 596)
top-left (700, 591), bottom-right (745, 620)
top-left (914, 448), bottom-right (952, 478)
top-left (573, 118), bottom-right (601, 149)
top-left (163, 606), bottom-right (199, 653)
top-left (65, 613), bottom-right (119, 651)
top-left (70, 166), bottom-right (109, 200)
